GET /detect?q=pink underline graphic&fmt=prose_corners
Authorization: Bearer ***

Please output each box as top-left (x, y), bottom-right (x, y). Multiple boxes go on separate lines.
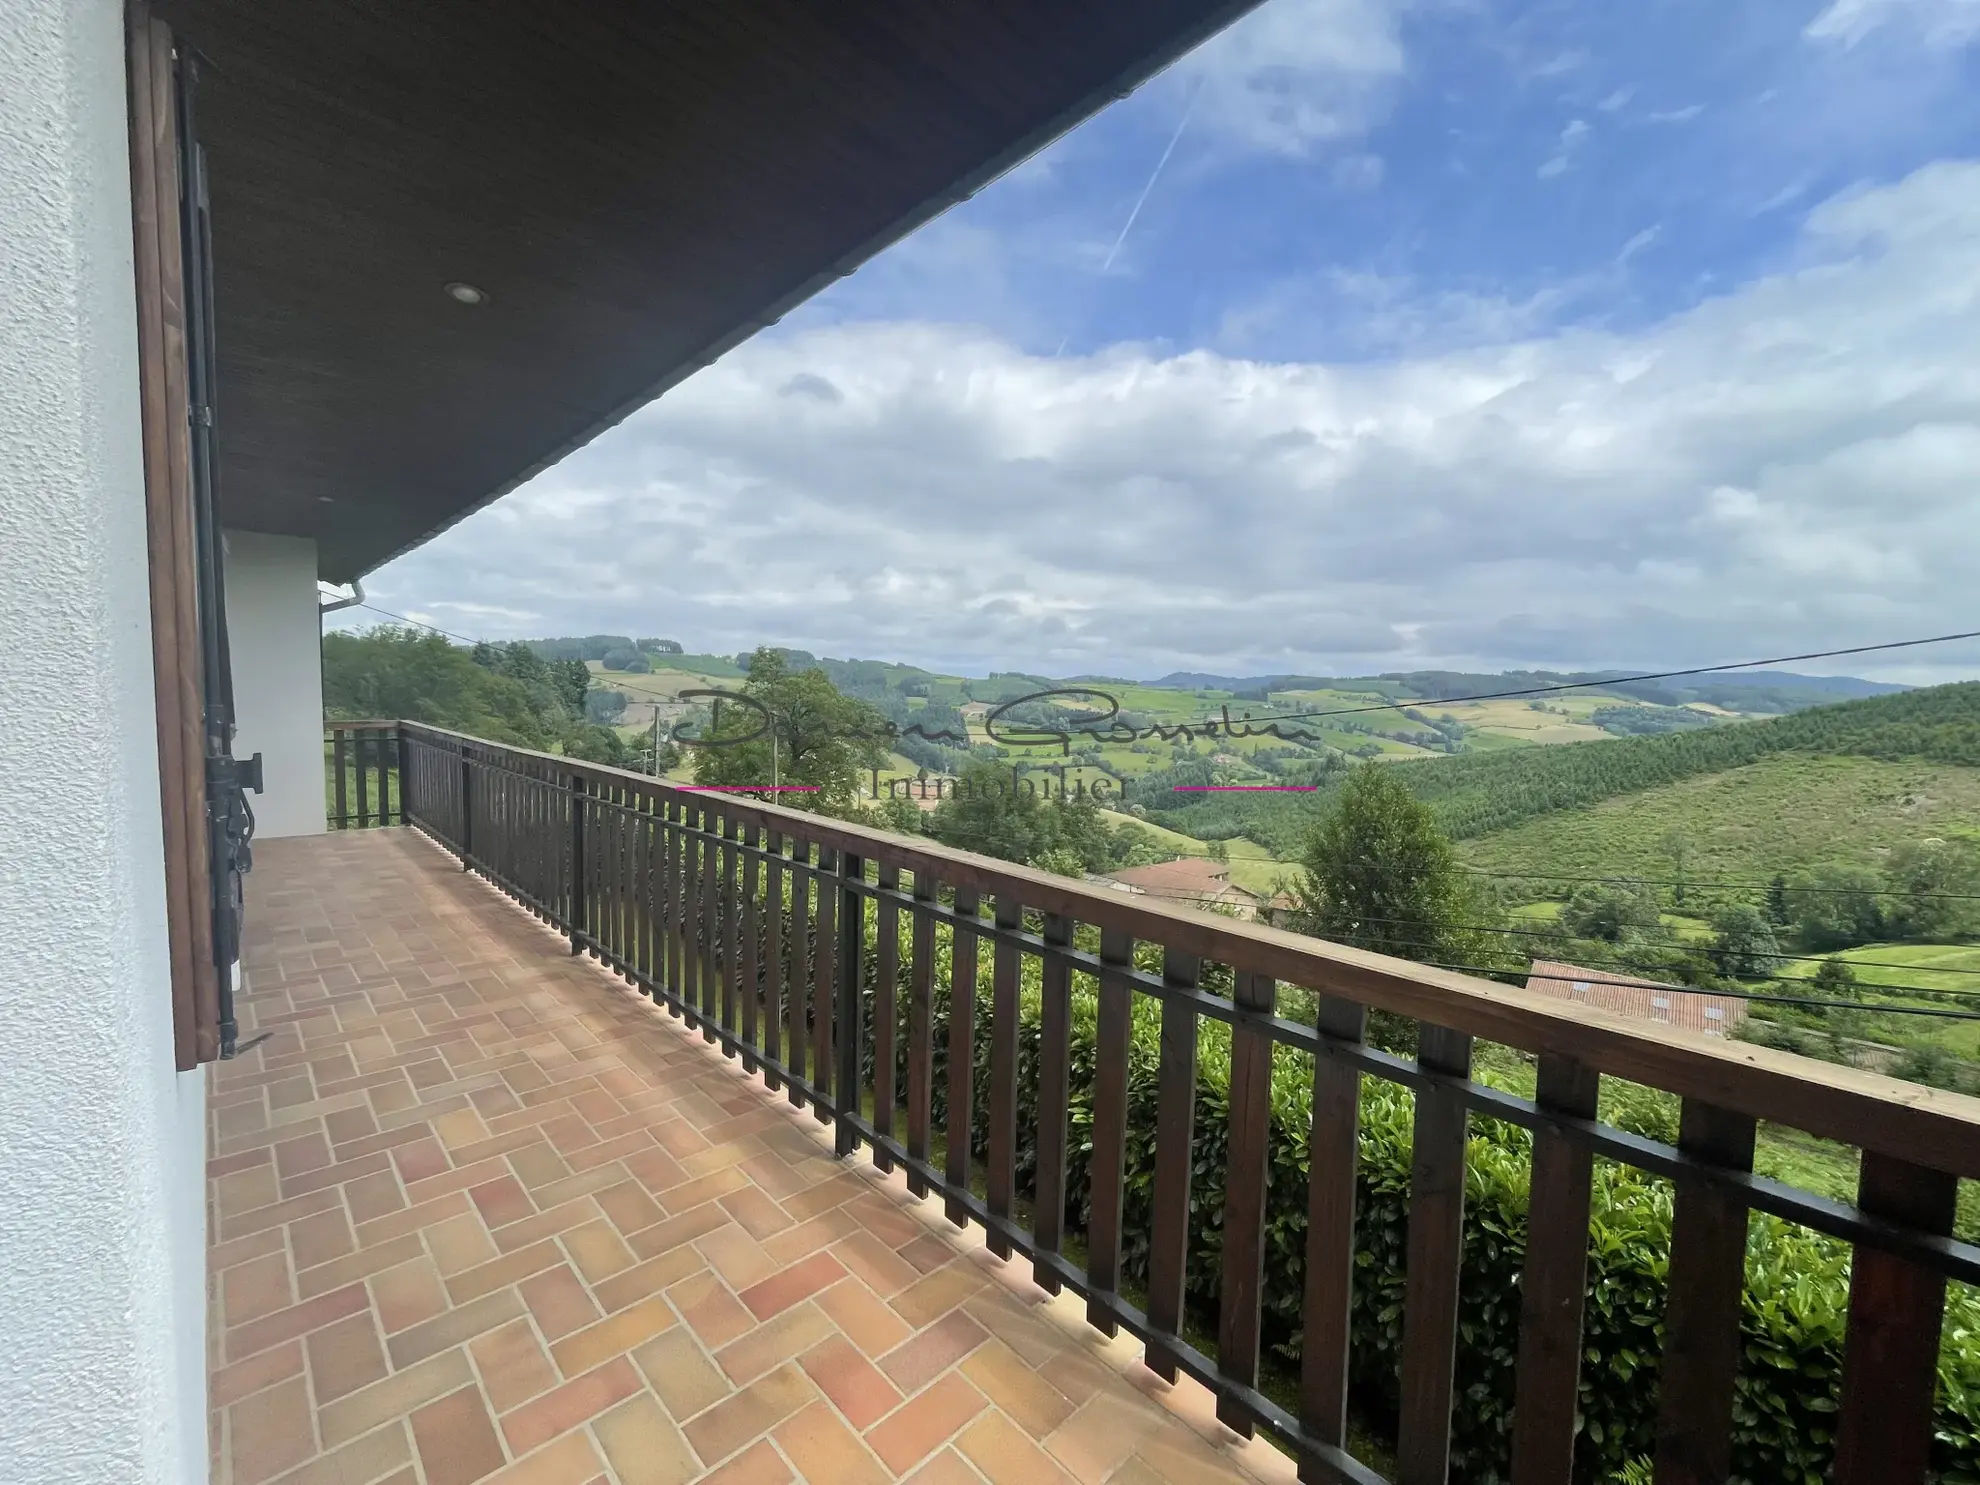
top-left (1172, 785), bottom-right (1317, 791)
top-left (679, 785), bottom-right (820, 792)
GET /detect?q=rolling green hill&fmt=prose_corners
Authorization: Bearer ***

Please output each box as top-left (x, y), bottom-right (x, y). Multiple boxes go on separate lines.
top-left (1459, 753), bottom-right (1980, 886)
top-left (1145, 681), bottom-right (1980, 855)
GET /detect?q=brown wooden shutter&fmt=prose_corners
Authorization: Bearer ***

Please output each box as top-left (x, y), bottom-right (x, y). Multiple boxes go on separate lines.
top-left (128, 0), bottom-right (221, 1069)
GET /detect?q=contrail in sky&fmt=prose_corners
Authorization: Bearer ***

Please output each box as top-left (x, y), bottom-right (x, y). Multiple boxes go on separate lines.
top-left (1055, 82), bottom-right (1203, 357)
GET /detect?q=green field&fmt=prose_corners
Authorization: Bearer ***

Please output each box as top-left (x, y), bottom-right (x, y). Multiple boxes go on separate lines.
top-left (1460, 753), bottom-right (1980, 885)
top-left (1772, 941), bottom-right (1980, 1059)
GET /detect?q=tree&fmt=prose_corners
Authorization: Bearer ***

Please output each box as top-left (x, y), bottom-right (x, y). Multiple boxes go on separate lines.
top-left (638, 638), bottom-right (684, 655)
top-left (1785, 864), bottom-right (1886, 950)
top-left (1809, 957), bottom-right (1859, 1000)
top-left (323, 628), bottom-right (556, 748)
top-left (1709, 903), bottom-right (1785, 979)
top-left (1883, 839), bottom-right (1980, 941)
top-left (585, 689), bottom-right (628, 725)
top-left (928, 760), bottom-right (1053, 864)
top-left (1764, 873), bottom-right (1790, 926)
top-left (565, 725), bottom-right (634, 769)
top-left (470, 640), bottom-right (502, 669)
top-left (1287, 766), bottom-right (1514, 1049)
top-left (601, 647), bottom-right (639, 672)
top-left (873, 795), bottom-right (923, 836)
top-left (1562, 881), bottom-right (1661, 943)
top-left (689, 647), bottom-right (887, 815)
top-left (552, 658), bottom-right (589, 717)
top-left (1033, 847), bottom-right (1085, 878)
top-left (1662, 829), bottom-right (1692, 906)
top-left (1207, 838), bottom-right (1230, 865)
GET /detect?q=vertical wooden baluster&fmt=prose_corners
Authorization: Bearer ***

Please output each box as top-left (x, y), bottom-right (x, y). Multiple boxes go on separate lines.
top-left (459, 747), bottom-right (472, 865)
top-left (1511, 1056), bottom-right (1602, 1484)
top-left (680, 800), bottom-right (703, 1025)
top-left (944, 887), bottom-right (982, 1227)
top-left (356, 730), bottom-right (371, 827)
top-left (720, 814), bottom-right (739, 1048)
top-left (1030, 912), bottom-right (1074, 1296)
top-left (1653, 1101), bottom-right (1756, 1485)
top-left (1832, 1152), bottom-right (1959, 1485)
top-left (985, 893), bottom-right (1023, 1258)
top-left (601, 782), bottom-right (614, 956)
top-left (1216, 970), bottom-right (1277, 1435)
top-left (811, 845), bottom-right (839, 1122)
top-left (699, 802), bottom-right (719, 1042)
top-left (740, 821), bottom-right (761, 1072)
top-left (659, 797), bottom-right (679, 1009)
top-left (332, 729), bottom-right (348, 828)
top-left (785, 839), bottom-right (809, 1103)
top-left (640, 793), bottom-right (657, 989)
top-left (629, 790), bottom-right (643, 969)
top-left (568, 773), bottom-right (587, 952)
top-left (617, 786), bottom-right (632, 969)
top-left (1145, 947), bottom-right (1202, 1383)
top-left (1300, 997), bottom-right (1366, 1478)
top-left (600, 782), bottom-right (616, 961)
top-left (1396, 1023), bottom-right (1474, 1485)
top-left (761, 829), bottom-right (783, 1088)
top-left (906, 869), bottom-right (937, 1198)
top-left (672, 796), bottom-right (691, 1016)
top-left (872, 864), bottom-right (901, 1174)
top-left (1085, 927), bottom-right (1135, 1339)
top-left (683, 797), bottom-right (699, 1014)
top-left (834, 852), bottom-right (864, 1157)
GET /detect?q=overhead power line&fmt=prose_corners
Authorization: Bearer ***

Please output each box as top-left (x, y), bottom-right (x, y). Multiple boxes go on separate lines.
top-left (1336, 913), bottom-right (1980, 981)
top-left (344, 601), bottom-right (482, 646)
top-left (1182, 625), bottom-right (1980, 732)
top-left (1417, 960), bottom-right (1980, 1021)
top-left (1340, 928), bottom-right (1980, 1012)
top-left (1459, 867), bottom-right (1980, 903)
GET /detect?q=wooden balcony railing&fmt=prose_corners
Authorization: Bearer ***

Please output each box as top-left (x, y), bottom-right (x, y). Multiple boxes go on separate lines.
top-left (373, 721), bottom-right (1977, 1484)
top-left (325, 720), bottom-right (405, 828)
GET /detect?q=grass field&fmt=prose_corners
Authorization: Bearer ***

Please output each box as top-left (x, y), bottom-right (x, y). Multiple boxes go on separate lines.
top-left (1772, 940), bottom-right (1980, 1058)
top-left (1460, 753), bottom-right (1980, 887)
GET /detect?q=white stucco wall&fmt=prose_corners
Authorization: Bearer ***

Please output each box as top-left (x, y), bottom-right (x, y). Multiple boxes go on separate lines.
top-left (0, 2), bottom-right (210, 1482)
top-left (224, 530), bottom-right (325, 838)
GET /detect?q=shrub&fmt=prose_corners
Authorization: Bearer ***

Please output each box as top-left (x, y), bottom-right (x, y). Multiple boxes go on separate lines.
top-left (786, 905), bottom-right (1980, 1484)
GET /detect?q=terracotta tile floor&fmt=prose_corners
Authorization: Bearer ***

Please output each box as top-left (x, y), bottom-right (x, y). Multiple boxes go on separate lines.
top-left (210, 828), bottom-right (1296, 1485)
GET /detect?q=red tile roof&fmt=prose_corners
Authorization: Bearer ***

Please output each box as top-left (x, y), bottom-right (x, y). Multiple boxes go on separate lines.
top-left (1105, 857), bottom-right (1258, 903)
top-left (1524, 960), bottom-right (1748, 1038)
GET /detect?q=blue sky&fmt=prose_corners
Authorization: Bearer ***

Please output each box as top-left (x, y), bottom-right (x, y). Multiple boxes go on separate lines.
top-left (359, 0), bottom-right (1980, 682)
top-left (800, 0), bottom-right (1980, 359)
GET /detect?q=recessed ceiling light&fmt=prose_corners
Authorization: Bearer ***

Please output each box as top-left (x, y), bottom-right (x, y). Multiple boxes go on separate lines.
top-left (317, 495), bottom-right (335, 504)
top-left (445, 281), bottom-right (488, 305)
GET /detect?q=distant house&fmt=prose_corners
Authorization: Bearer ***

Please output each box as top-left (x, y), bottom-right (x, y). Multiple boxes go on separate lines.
top-left (1104, 857), bottom-right (1262, 915)
top-left (1524, 959), bottom-right (1748, 1038)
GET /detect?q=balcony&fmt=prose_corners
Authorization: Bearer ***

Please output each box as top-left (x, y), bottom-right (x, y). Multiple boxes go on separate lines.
top-left (209, 723), bottom-right (1980, 1485)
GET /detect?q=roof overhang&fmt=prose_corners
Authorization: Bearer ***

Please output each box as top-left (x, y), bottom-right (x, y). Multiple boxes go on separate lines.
top-left (157, 0), bottom-right (1263, 582)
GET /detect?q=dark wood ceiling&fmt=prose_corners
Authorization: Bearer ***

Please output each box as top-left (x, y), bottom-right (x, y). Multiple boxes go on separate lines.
top-left (156, 0), bottom-right (1260, 582)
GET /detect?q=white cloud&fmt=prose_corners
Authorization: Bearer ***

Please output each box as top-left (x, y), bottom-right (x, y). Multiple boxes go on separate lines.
top-left (370, 163), bottom-right (1980, 681)
top-left (1805, 0), bottom-right (1980, 47)
top-left (1169, 0), bottom-right (1411, 156)
top-left (1538, 121), bottom-right (1589, 179)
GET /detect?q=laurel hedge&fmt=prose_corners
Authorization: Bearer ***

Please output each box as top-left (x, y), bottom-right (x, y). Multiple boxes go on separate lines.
top-left (836, 929), bottom-right (1980, 1485)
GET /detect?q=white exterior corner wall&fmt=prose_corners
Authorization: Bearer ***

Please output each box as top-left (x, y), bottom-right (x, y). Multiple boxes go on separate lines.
top-left (0, 2), bottom-right (209, 1482)
top-left (223, 530), bottom-right (325, 838)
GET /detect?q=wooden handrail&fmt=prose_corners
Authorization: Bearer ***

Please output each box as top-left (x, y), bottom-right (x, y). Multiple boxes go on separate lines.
top-left (394, 720), bottom-right (1980, 1177)
top-left (389, 719), bottom-right (1979, 1485)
